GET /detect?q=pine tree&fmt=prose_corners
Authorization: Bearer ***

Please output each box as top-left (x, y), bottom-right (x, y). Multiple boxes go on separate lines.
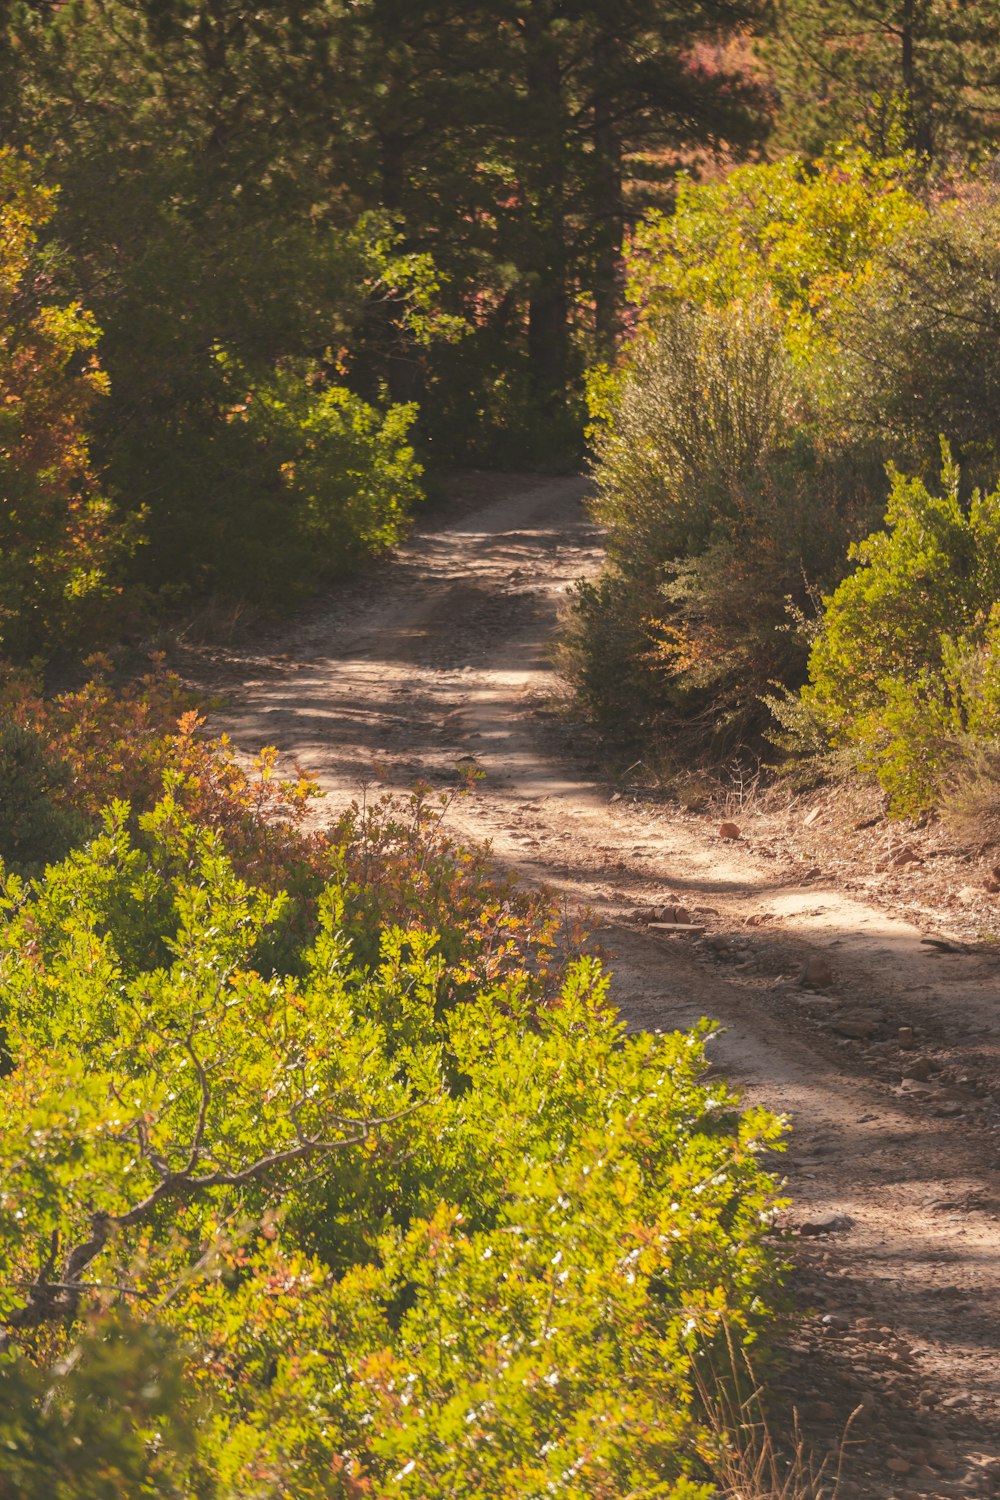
top-left (487, 0), bottom-right (772, 408)
top-left (0, 0), bottom-right (774, 478)
top-left (766, 0), bottom-right (1000, 161)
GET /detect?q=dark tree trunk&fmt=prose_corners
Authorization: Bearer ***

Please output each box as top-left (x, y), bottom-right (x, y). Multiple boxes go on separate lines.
top-left (901, 0), bottom-right (933, 157)
top-left (592, 44), bottom-right (624, 360)
top-left (524, 5), bottom-right (570, 410)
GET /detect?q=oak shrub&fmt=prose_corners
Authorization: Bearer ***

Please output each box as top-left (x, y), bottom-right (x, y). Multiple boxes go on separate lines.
top-left (0, 151), bottom-right (134, 657)
top-left (796, 454), bottom-right (1000, 816)
top-left (0, 675), bottom-right (785, 1497)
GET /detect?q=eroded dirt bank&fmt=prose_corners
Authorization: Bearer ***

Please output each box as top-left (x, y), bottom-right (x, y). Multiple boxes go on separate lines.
top-left (202, 475), bottom-right (1000, 1497)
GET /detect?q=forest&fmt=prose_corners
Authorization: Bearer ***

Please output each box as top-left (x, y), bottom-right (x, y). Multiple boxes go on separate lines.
top-left (3, 0), bottom-right (1000, 1494)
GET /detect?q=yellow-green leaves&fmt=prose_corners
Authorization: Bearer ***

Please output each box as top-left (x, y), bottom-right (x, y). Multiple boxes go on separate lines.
top-left (628, 149), bottom-right (923, 361)
top-left (0, 796), bottom-right (784, 1495)
top-left (804, 452), bottom-right (1000, 813)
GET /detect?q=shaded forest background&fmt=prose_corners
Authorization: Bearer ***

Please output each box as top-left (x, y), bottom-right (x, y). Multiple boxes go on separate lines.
top-left (0, 0), bottom-right (764, 648)
top-left (7, 0), bottom-right (997, 661)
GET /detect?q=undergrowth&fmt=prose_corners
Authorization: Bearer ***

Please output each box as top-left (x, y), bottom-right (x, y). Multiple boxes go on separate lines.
top-left (0, 659), bottom-right (799, 1495)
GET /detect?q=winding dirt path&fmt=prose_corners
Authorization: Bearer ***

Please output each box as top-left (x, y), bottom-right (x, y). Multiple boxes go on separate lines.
top-left (206, 474), bottom-right (1000, 1497)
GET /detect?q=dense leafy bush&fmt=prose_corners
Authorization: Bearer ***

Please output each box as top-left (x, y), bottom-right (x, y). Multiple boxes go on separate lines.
top-left (833, 183), bottom-right (1000, 487)
top-left (0, 152), bottom-right (133, 657)
top-left (627, 151), bottom-right (922, 357)
top-left (569, 295), bottom-right (883, 759)
top-left (116, 356), bottom-right (424, 604)
top-left (580, 153), bottom-right (1000, 807)
top-left (801, 454), bottom-right (1000, 814)
top-left (0, 783), bottom-right (785, 1495)
top-left (0, 720), bottom-right (89, 872)
top-left (588, 299), bottom-right (796, 565)
top-left (0, 1317), bottom-right (203, 1500)
top-left (575, 151), bottom-right (1000, 797)
top-left (568, 151), bottom-right (924, 766)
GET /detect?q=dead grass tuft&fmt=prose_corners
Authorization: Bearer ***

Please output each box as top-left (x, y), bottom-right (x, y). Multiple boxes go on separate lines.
top-left (690, 1328), bottom-right (861, 1500)
top-left (941, 741), bottom-right (1000, 851)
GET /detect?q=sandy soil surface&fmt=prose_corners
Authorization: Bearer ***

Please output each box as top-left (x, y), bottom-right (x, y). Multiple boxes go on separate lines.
top-left (198, 474), bottom-right (1000, 1497)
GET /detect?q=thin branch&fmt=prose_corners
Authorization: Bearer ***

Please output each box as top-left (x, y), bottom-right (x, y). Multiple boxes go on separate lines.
top-left (4, 1098), bottom-right (428, 1331)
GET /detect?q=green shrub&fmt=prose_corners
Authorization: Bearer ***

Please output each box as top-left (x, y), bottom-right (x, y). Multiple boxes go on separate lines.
top-left (0, 719), bottom-right (90, 872)
top-left (589, 298), bottom-right (796, 567)
top-left (628, 150), bottom-right (922, 359)
top-left (569, 148), bottom-right (929, 769)
top-left (802, 452), bottom-right (1000, 814)
top-left (569, 298), bottom-right (883, 759)
top-left (0, 1317), bottom-right (204, 1500)
top-left (0, 795), bottom-right (786, 1495)
top-left (119, 361), bottom-right (423, 604)
top-left (835, 183), bottom-right (1000, 487)
top-left (0, 152), bottom-right (133, 658)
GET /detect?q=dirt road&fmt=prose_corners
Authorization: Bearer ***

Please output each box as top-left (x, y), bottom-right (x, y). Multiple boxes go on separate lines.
top-left (210, 474), bottom-right (1000, 1496)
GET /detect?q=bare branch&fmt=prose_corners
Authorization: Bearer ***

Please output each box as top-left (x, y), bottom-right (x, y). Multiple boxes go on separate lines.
top-left (4, 1098), bottom-right (427, 1332)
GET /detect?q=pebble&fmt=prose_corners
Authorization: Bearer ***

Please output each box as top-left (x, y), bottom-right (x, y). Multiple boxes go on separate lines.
top-left (903, 1056), bottom-right (938, 1080)
top-left (833, 1016), bottom-right (878, 1039)
top-left (800, 1211), bottom-right (854, 1236)
top-left (887, 1458), bottom-right (912, 1475)
top-left (800, 954), bottom-right (835, 989)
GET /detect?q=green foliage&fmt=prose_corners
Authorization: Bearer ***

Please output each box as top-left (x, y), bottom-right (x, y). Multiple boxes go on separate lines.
top-left (0, 1), bottom-right (435, 612)
top-left (803, 453), bottom-right (1000, 813)
top-left (590, 299), bottom-right (797, 561)
top-left (583, 144), bottom-right (1000, 796)
top-left (573, 147), bottom-right (977, 769)
top-left (0, 663), bottom-right (568, 997)
top-left (0, 719), bottom-right (90, 873)
top-left (627, 150), bottom-right (922, 359)
top-left (763, 0), bottom-right (1000, 161)
top-left (0, 790), bottom-right (786, 1494)
top-left (0, 150), bottom-right (133, 656)
top-left (0, 0), bottom-right (775, 517)
top-left (832, 184), bottom-right (1000, 487)
top-left (570, 293), bottom-right (884, 758)
top-left (178, 360), bottom-right (423, 600)
top-left (0, 1318), bottom-right (205, 1499)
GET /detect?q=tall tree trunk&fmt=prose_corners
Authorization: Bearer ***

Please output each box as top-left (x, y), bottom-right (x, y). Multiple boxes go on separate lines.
top-left (900, 0), bottom-right (932, 157)
top-left (592, 39), bottom-right (623, 360)
top-left (524, 6), bottom-right (570, 410)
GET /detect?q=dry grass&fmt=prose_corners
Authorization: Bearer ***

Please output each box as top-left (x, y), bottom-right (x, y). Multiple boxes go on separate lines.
top-left (690, 1329), bottom-right (861, 1499)
top-left (941, 741), bottom-right (1000, 853)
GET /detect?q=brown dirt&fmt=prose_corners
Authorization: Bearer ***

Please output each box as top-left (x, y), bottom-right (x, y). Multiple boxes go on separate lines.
top-left (196, 473), bottom-right (1000, 1498)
